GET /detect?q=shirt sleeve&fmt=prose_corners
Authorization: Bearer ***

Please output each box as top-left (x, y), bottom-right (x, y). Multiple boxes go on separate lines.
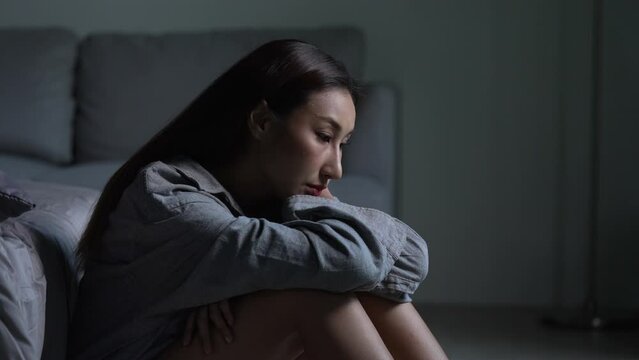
top-left (282, 196), bottom-right (429, 302)
top-left (123, 165), bottom-right (427, 313)
top-left (369, 226), bottom-right (429, 302)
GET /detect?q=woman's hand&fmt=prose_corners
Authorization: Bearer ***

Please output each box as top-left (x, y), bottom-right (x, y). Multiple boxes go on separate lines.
top-left (182, 300), bottom-right (235, 354)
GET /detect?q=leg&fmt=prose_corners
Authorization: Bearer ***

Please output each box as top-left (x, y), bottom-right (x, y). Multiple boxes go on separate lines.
top-left (357, 293), bottom-right (448, 360)
top-left (160, 290), bottom-right (393, 360)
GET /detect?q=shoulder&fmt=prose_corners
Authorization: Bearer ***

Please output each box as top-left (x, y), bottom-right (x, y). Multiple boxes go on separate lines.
top-left (123, 158), bottom-right (216, 222)
top-left (139, 158), bottom-right (197, 195)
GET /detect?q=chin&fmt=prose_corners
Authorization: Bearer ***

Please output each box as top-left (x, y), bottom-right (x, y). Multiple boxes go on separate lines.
top-left (280, 190), bottom-right (301, 199)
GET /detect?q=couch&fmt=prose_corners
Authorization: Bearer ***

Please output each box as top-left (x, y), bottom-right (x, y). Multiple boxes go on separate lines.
top-left (0, 27), bottom-right (398, 360)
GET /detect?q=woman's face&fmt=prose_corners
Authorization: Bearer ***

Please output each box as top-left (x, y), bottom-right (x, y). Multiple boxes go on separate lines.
top-left (258, 88), bottom-right (356, 200)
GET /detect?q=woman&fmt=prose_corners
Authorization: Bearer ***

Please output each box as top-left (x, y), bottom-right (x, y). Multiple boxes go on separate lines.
top-left (68, 39), bottom-right (447, 359)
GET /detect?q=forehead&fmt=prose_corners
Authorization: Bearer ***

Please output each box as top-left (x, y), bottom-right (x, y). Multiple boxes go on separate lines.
top-left (292, 88), bottom-right (356, 133)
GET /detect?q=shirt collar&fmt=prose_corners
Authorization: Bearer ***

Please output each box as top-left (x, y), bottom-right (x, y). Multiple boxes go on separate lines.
top-left (165, 155), bottom-right (245, 215)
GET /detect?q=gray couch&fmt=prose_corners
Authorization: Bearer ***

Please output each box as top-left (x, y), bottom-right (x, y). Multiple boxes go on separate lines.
top-left (0, 27), bottom-right (397, 360)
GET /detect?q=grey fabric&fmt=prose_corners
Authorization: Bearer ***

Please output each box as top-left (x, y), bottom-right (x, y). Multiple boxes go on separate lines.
top-left (0, 171), bottom-right (34, 221)
top-left (0, 154), bottom-right (59, 180)
top-left (0, 28), bottom-right (77, 163)
top-left (69, 156), bottom-right (427, 360)
top-left (0, 220), bottom-right (46, 360)
top-left (33, 161), bottom-right (123, 190)
top-left (20, 180), bottom-right (98, 360)
top-left (0, 155), bottom-right (122, 191)
top-left (74, 28), bottom-right (365, 162)
top-left (342, 84), bottom-right (398, 213)
top-left (3, 177), bottom-right (99, 360)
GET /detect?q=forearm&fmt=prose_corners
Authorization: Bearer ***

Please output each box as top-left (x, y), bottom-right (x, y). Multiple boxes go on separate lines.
top-left (283, 195), bottom-right (427, 290)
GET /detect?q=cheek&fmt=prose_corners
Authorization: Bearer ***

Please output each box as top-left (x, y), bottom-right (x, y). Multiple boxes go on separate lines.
top-left (291, 137), bottom-right (321, 167)
top-left (277, 136), bottom-right (320, 175)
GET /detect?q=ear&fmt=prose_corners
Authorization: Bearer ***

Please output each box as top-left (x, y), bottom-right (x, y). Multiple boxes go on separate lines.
top-left (248, 100), bottom-right (276, 140)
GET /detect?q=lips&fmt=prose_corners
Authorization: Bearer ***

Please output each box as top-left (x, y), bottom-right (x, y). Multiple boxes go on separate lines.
top-left (305, 184), bottom-right (326, 196)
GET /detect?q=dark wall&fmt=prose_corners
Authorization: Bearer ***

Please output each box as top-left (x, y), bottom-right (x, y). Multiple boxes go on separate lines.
top-left (597, 0), bottom-right (639, 310)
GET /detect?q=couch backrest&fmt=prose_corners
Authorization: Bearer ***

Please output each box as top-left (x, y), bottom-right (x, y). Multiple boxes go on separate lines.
top-left (74, 28), bottom-right (365, 162)
top-left (0, 28), bottom-right (78, 164)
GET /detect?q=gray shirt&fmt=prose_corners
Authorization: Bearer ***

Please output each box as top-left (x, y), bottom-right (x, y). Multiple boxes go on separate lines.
top-left (68, 156), bottom-right (428, 360)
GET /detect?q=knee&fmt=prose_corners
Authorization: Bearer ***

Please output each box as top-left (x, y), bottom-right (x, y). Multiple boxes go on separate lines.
top-left (242, 289), bottom-right (359, 318)
top-left (261, 289), bottom-right (357, 304)
top-left (277, 290), bottom-right (363, 324)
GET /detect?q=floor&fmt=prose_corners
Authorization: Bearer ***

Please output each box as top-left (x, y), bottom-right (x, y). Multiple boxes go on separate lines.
top-left (414, 305), bottom-right (639, 360)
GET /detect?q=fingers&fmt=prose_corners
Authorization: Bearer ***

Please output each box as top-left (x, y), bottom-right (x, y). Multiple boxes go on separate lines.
top-left (209, 302), bottom-right (234, 343)
top-left (220, 299), bottom-right (234, 326)
top-left (182, 300), bottom-right (235, 355)
top-left (196, 306), bottom-right (213, 354)
top-left (182, 311), bottom-right (195, 346)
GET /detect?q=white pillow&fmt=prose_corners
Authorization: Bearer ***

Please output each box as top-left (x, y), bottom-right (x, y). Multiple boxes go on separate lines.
top-left (0, 174), bottom-right (99, 360)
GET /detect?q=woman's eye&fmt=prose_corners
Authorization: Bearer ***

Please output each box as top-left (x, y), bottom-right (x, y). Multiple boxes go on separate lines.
top-left (340, 137), bottom-right (352, 149)
top-left (317, 132), bottom-right (332, 143)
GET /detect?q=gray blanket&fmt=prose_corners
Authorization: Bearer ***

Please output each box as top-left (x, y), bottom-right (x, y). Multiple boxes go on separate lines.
top-left (0, 171), bottom-right (98, 360)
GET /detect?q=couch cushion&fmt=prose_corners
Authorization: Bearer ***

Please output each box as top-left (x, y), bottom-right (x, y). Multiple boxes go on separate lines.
top-left (0, 154), bottom-right (60, 180)
top-left (342, 84), bottom-right (397, 199)
top-left (75, 28), bottom-right (364, 162)
top-left (0, 28), bottom-right (77, 164)
top-left (0, 154), bottom-right (122, 191)
top-left (34, 161), bottom-right (123, 191)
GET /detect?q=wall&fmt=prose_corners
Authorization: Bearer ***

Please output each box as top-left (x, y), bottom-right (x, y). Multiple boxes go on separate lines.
top-left (0, 0), bottom-right (611, 306)
top-left (597, 0), bottom-right (639, 311)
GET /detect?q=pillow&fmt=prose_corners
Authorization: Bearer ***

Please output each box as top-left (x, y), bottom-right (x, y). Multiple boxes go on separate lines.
top-left (0, 220), bottom-right (47, 360)
top-left (0, 28), bottom-right (78, 163)
top-left (0, 171), bottom-right (35, 221)
top-left (0, 174), bottom-right (99, 360)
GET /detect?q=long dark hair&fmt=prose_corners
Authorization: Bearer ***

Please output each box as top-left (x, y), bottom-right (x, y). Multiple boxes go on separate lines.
top-left (77, 39), bottom-right (359, 263)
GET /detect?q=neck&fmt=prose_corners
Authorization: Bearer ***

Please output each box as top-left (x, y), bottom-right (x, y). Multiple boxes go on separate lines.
top-left (209, 154), bottom-right (282, 221)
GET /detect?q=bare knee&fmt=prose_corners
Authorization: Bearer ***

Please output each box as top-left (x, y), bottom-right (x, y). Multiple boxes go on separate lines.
top-left (236, 289), bottom-right (359, 329)
top-left (163, 291), bottom-right (389, 360)
top-left (243, 288), bottom-right (355, 306)
top-left (249, 289), bottom-right (357, 311)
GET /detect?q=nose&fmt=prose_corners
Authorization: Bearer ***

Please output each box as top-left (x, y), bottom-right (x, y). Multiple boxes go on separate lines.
top-left (321, 147), bottom-right (343, 182)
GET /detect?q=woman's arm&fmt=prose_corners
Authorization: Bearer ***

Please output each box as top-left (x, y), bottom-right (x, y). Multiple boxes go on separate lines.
top-left (118, 161), bottom-right (427, 315)
top-left (281, 194), bottom-right (429, 303)
top-left (316, 187), bottom-right (430, 303)
top-left (145, 192), bottom-right (408, 313)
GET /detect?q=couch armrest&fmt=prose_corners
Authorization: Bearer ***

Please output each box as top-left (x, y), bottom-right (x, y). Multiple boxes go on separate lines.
top-left (341, 83), bottom-right (398, 214)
